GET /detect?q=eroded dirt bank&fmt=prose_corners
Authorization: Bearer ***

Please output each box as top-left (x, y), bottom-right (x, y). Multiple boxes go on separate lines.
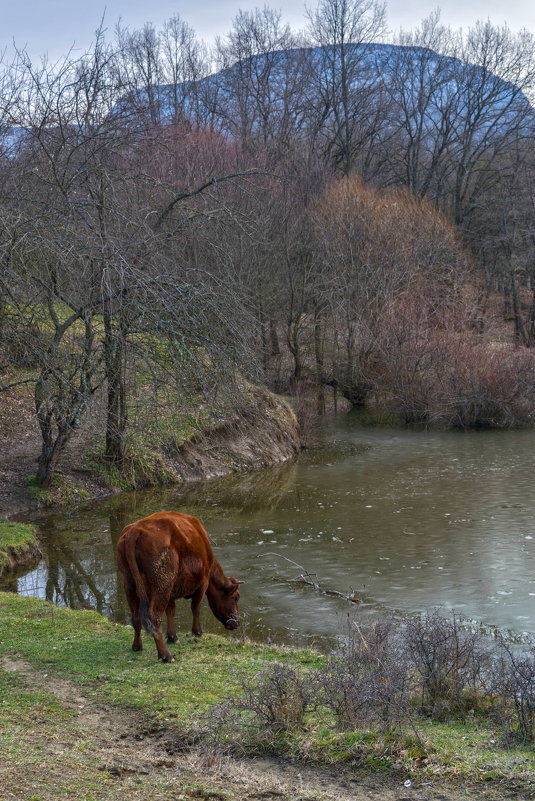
top-left (0, 383), bottom-right (300, 518)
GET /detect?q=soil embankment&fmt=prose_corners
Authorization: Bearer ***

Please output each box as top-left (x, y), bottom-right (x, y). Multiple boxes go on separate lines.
top-left (0, 383), bottom-right (300, 518)
top-left (0, 522), bottom-right (41, 577)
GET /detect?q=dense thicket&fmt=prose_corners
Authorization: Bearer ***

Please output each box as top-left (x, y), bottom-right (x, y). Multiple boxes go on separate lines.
top-left (1, 1), bottom-right (535, 487)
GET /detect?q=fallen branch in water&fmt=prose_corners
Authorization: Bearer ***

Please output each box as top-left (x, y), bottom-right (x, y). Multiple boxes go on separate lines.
top-left (258, 552), bottom-right (362, 604)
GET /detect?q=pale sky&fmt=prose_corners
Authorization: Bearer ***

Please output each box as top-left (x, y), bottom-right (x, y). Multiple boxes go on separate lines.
top-left (2, 0), bottom-right (535, 62)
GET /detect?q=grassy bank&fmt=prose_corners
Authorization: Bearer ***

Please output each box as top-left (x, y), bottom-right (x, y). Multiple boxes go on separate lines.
top-left (0, 593), bottom-right (533, 801)
top-left (0, 376), bottom-right (300, 518)
top-left (0, 521), bottom-right (41, 576)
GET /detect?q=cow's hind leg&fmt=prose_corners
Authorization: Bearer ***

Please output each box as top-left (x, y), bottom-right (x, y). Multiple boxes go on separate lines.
top-left (132, 614), bottom-right (143, 651)
top-left (153, 630), bottom-right (174, 662)
top-left (144, 547), bottom-right (178, 662)
top-left (148, 595), bottom-right (175, 662)
top-left (124, 580), bottom-right (143, 652)
top-left (166, 599), bottom-right (177, 643)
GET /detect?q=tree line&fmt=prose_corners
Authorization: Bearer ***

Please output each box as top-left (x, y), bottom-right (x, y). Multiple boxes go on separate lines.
top-left (1, 0), bottom-right (535, 488)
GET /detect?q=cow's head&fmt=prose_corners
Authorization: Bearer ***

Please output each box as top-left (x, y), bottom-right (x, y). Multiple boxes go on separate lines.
top-left (207, 576), bottom-right (242, 630)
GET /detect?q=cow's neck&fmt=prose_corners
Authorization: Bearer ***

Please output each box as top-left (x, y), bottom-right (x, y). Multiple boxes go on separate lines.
top-left (208, 559), bottom-right (227, 589)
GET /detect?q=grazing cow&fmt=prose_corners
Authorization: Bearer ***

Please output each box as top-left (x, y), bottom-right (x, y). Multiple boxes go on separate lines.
top-left (116, 510), bottom-right (242, 662)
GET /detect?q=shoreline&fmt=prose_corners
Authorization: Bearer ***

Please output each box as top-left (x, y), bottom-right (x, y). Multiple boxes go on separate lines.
top-left (0, 383), bottom-right (301, 519)
top-left (0, 593), bottom-right (532, 801)
top-left (0, 521), bottom-right (41, 577)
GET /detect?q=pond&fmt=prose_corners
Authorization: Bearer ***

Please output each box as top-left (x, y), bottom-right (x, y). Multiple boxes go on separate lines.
top-left (3, 414), bottom-right (535, 647)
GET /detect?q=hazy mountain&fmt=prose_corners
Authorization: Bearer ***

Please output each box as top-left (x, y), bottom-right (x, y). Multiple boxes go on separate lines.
top-left (117, 41), bottom-right (534, 141)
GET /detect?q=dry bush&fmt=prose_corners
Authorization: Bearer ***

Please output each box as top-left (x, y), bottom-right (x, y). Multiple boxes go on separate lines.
top-left (493, 640), bottom-right (535, 744)
top-left (319, 619), bottom-right (412, 731)
top-left (233, 662), bottom-right (314, 733)
top-left (372, 311), bottom-right (445, 424)
top-left (403, 611), bottom-right (492, 721)
top-left (199, 613), bottom-right (535, 755)
top-left (197, 664), bottom-right (313, 763)
top-left (371, 289), bottom-right (467, 424)
top-left (312, 177), bottom-right (470, 304)
top-left (434, 341), bottom-right (535, 428)
top-left (310, 177), bottom-right (473, 410)
top-left (372, 289), bottom-right (535, 427)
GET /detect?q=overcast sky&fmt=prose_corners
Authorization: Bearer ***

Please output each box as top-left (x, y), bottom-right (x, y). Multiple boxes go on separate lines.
top-left (3, 1), bottom-right (535, 63)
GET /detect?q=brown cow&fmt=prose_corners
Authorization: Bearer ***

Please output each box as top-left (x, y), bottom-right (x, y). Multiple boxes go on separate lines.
top-left (116, 510), bottom-right (242, 662)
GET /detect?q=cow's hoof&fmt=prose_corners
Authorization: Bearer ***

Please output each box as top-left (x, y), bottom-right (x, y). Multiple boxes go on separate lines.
top-left (132, 644), bottom-right (143, 652)
top-left (166, 634), bottom-right (177, 644)
top-left (158, 654), bottom-right (175, 663)
top-left (191, 629), bottom-right (203, 637)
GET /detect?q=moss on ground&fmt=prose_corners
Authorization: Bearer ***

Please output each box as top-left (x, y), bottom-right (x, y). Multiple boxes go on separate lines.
top-left (25, 474), bottom-right (91, 507)
top-left (0, 521), bottom-right (41, 575)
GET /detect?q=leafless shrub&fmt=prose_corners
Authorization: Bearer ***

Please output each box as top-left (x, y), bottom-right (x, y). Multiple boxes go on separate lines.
top-left (198, 613), bottom-right (534, 759)
top-left (403, 611), bottom-right (492, 720)
top-left (319, 619), bottom-right (412, 732)
top-left (1, 320), bottom-right (48, 368)
top-left (436, 342), bottom-right (535, 429)
top-left (374, 297), bottom-right (535, 428)
top-left (199, 698), bottom-right (244, 764)
top-left (493, 640), bottom-right (535, 743)
top-left (232, 662), bottom-right (314, 733)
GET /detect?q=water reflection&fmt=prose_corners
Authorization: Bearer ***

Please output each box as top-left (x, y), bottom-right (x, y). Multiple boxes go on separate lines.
top-left (2, 417), bottom-right (535, 645)
top-left (177, 460), bottom-right (297, 514)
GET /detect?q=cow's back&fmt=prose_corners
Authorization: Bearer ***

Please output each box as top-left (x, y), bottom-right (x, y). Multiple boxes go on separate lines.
top-left (116, 511), bottom-right (215, 598)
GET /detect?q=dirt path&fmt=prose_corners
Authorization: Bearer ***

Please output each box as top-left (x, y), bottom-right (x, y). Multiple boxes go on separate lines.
top-left (0, 655), bottom-right (517, 801)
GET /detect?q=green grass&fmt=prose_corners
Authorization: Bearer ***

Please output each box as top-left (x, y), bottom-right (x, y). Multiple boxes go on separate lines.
top-left (276, 719), bottom-right (535, 784)
top-left (0, 665), bottom-right (200, 801)
top-left (0, 591), bottom-right (533, 795)
top-left (420, 721), bottom-right (535, 782)
top-left (0, 593), bottom-right (320, 723)
top-left (0, 521), bottom-right (40, 573)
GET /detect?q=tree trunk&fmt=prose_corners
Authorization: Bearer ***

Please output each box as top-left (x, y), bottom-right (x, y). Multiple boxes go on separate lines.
top-left (287, 316), bottom-right (303, 387)
top-left (314, 306), bottom-right (325, 415)
top-left (511, 272), bottom-right (529, 347)
top-left (34, 315), bottom-right (97, 487)
top-left (269, 318), bottom-right (280, 358)
top-left (36, 439), bottom-right (58, 489)
top-left (104, 329), bottom-right (127, 465)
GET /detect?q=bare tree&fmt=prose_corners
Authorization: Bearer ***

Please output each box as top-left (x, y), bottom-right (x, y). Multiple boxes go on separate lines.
top-left (305, 0), bottom-right (386, 175)
top-left (213, 7), bottom-right (310, 163)
top-left (0, 28), bottom-right (261, 486)
top-left (310, 176), bottom-right (471, 407)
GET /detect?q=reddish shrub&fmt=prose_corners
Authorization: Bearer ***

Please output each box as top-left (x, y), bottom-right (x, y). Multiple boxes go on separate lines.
top-left (371, 291), bottom-right (535, 428)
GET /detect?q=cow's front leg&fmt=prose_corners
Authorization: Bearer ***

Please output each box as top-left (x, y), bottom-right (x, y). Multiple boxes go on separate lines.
top-left (166, 599), bottom-right (177, 643)
top-left (190, 587), bottom-right (205, 636)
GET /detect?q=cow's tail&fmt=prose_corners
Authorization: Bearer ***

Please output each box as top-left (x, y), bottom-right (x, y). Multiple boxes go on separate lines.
top-left (122, 527), bottom-right (158, 636)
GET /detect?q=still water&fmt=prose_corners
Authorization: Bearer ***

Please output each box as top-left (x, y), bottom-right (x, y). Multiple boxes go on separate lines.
top-left (3, 415), bottom-right (535, 646)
